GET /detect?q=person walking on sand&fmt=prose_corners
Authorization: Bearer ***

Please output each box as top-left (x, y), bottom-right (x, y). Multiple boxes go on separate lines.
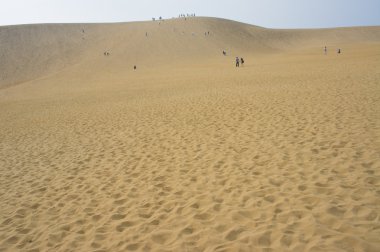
top-left (236, 57), bottom-right (240, 67)
top-left (324, 46), bottom-right (327, 55)
top-left (240, 57), bottom-right (244, 66)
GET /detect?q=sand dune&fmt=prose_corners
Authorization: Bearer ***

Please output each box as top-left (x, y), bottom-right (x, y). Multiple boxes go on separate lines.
top-left (1, 17), bottom-right (380, 251)
top-left (1, 17), bottom-right (380, 88)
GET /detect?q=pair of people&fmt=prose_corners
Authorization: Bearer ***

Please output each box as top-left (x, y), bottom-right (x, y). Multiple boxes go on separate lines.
top-left (324, 46), bottom-right (342, 55)
top-left (236, 57), bottom-right (244, 67)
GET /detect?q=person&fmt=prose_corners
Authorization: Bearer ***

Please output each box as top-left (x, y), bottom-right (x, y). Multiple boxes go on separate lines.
top-left (337, 48), bottom-right (341, 54)
top-left (324, 46), bottom-right (327, 55)
top-left (240, 57), bottom-right (244, 66)
top-left (134, 65), bottom-right (137, 70)
top-left (236, 57), bottom-right (240, 67)
top-left (222, 50), bottom-right (226, 56)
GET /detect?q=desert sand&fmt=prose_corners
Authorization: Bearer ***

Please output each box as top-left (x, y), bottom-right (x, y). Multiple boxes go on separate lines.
top-left (0, 17), bottom-right (380, 251)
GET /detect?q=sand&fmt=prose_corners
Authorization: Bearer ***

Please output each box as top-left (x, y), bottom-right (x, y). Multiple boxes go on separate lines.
top-left (1, 17), bottom-right (380, 251)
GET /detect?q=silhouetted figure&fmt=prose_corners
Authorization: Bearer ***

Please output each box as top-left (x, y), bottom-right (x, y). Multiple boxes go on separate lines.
top-left (240, 58), bottom-right (244, 66)
top-left (236, 57), bottom-right (240, 67)
top-left (337, 48), bottom-right (341, 54)
top-left (134, 65), bottom-right (136, 70)
top-left (324, 46), bottom-right (327, 55)
top-left (222, 50), bottom-right (226, 56)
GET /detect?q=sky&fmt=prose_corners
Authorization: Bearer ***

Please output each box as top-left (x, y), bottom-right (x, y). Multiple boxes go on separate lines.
top-left (0, 0), bottom-right (379, 28)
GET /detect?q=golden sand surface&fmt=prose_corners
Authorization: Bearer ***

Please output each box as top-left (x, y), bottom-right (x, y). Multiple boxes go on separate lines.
top-left (1, 18), bottom-right (380, 251)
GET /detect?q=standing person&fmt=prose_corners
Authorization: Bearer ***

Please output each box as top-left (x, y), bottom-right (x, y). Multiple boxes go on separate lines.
top-left (240, 57), bottom-right (244, 66)
top-left (324, 46), bottom-right (327, 55)
top-left (236, 57), bottom-right (240, 67)
top-left (337, 48), bottom-right (341, 54)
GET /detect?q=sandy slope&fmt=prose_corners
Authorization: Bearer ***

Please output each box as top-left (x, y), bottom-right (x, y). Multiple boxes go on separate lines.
top-left (1, 17), bottom-right (380, 251)
top-left (1, 17), bottom-right (380, 88)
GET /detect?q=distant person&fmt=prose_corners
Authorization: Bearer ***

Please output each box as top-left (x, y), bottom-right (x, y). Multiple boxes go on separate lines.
top-left (324, 46), bottom-right (327, 55)
top-left (134, 65), bottom-right (137, 70)
top-left (222, 50), bottom-right (226, 56)
top-left (240, 57), bottom-right (244, 66)
top-left (236, 57), bottom-right (240, 67)
top-left (337, 48), bottom-right (341, 54)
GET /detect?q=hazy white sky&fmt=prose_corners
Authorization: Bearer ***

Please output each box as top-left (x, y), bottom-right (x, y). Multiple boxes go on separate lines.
top-left (1, 0), bottom-right (379, 28)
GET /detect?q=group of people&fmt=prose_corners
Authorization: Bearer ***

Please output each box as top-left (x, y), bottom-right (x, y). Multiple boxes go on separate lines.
top-left (222, 50), bottom-right (245, 67)
top-left (324, 46), bottom-right (342, 55)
